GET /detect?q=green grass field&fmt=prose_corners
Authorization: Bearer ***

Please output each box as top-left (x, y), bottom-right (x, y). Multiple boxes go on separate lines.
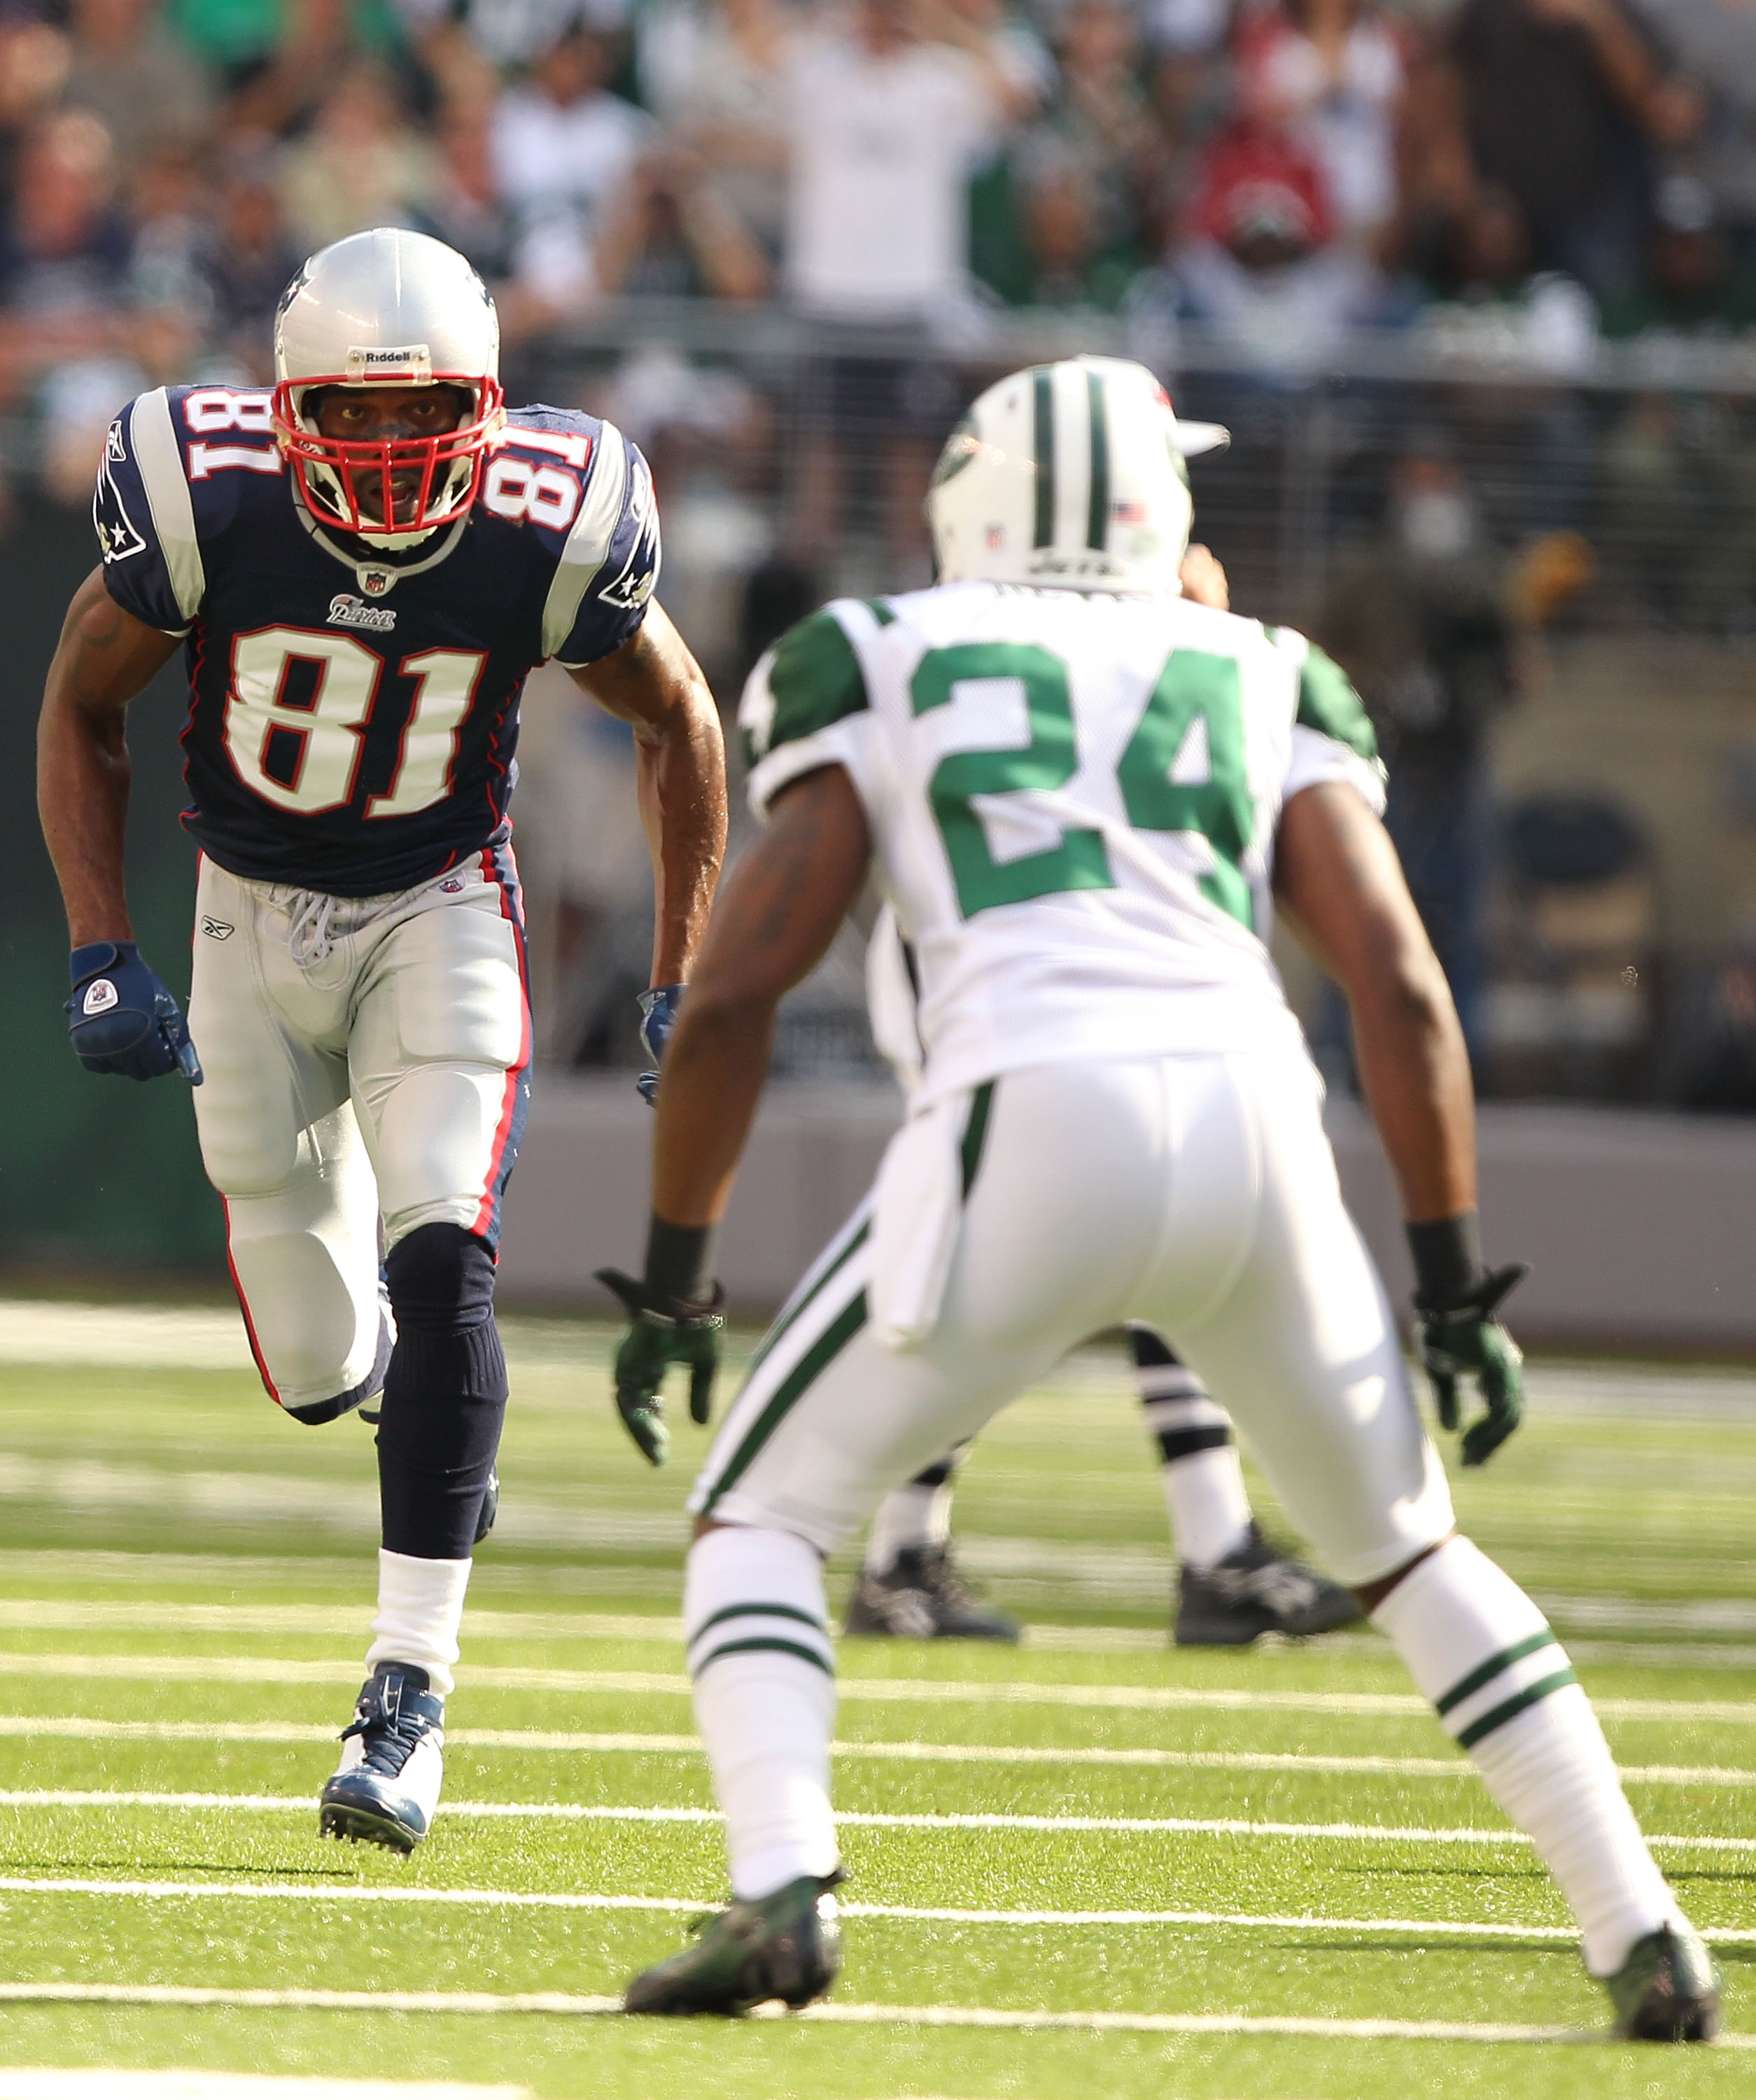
top-left (0, 1304), bottom-right (1753, 2099)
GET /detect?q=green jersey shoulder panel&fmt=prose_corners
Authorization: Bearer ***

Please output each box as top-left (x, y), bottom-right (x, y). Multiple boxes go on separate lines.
top-left (742, 603), bottom-right (887, 769)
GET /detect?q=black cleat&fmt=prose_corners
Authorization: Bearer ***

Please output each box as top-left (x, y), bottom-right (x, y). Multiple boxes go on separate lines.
top-left (1175, 1524), bottom-right (1364, 1646)
top-left (318, 1661), bottom-right (444, 1854)
top-left (843, 1543), bottom-right (1020, 1642)
top-left (1604, 1924), bottom-right (1721, 2041)
top-left (625, 1871), bottom-right (843, 2015)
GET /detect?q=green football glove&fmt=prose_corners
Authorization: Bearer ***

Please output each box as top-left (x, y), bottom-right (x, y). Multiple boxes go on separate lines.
top-left (1416, 1263), bottom-right (1529, 1468)
top-left (595, 1267), bottom-right (724, 1466)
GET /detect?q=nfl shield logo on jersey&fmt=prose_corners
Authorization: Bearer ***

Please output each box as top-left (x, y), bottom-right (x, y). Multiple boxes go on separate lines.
top-left (358, 567), bottom-right (393, 597)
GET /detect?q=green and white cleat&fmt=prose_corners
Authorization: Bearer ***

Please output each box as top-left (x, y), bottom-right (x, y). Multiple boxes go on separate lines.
top-left (624, 1872), bottom-right (843, 2016)
top-left (1603, 1924), bottom-right (1721, 2042)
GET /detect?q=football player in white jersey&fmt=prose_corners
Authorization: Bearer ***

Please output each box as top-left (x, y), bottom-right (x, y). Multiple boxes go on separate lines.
top-left (855, 872), bottom-right (1361, 1649)
top-left (38, 229), bottom-right (727, 1853)
top-left (845, 545), bottom-right (1358, 1648)
top-left (602, 356), bottom-right (1716, 2037)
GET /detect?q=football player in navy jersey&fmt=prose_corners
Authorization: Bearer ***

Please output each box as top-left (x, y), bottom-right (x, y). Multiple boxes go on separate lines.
top-left (36, 227), bottom-right (728, 1852)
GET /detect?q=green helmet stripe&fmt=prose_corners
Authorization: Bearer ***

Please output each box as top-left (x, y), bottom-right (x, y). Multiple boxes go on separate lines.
top-left (1032, 365), bottom-right (1055, 549)
top-left (1086, 367), bottom-right (1110, 551)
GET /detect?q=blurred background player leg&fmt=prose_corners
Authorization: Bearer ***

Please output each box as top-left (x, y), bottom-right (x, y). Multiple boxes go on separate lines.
top-left (1130, 1326), bottom-right (1363, 1646)
top-left (848, 1329), bottom-right (1360, 1645)
top-left (843, 1441), bottom-right (1019, 1642)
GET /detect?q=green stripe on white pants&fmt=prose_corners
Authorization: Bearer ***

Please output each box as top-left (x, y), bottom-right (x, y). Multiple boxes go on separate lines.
top-left (689, 1046), bottom-right (1454, 1581)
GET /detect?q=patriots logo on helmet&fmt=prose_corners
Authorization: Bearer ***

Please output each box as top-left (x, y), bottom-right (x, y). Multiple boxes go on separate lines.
top-left (275, 262), bottom-right (312, 321)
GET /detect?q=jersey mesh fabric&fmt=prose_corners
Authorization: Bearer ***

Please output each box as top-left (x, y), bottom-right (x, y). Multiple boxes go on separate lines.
top-left (93, 387), bottom-right (660, 897)
top-left (740, 580), bottom-right (1385, 1107)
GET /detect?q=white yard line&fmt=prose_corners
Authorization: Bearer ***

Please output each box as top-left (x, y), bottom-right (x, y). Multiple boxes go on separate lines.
top-left (0, 1713), bottom-right (1743, 1789)
top-left (0, 1651), bottom-right (1746, 1724)
top-left (0, 1604), bottom-right (682, 1643)
top-left (0, 1981), bottom-right (1748, 2047)
top-left (0, 2077), bottom-right (526, 2099)
top-left (4, 1785), bottom-right (1753, 1854)
top-left (1, 1873), bottom-right (1753, 1946)
top-left (6, 1581), bottom-right (1756, 1654)
top-left (0, 1876), bottom-right (1587, 1937)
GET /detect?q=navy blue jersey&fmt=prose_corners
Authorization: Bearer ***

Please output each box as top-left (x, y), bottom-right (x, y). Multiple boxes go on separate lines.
top-left (93, 385), bottom-right (660, 896)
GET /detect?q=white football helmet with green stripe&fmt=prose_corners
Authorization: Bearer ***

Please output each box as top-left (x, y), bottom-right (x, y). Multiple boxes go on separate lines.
top-left (927, 356), bottom-right (1228, 595)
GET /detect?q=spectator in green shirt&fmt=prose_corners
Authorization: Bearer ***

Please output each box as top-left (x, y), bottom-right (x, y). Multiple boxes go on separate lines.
top-left (1599, 172), bottom-right (1756, 339)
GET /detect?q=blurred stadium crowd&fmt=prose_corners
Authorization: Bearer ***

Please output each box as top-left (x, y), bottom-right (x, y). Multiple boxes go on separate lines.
top-left (7, 0), bottom-right (1756, 488)
top-left (9, 0), bottom-right (1756, 1109)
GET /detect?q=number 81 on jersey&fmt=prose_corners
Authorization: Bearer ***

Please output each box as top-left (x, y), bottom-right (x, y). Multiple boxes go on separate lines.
top-left (224, 628), bottom-right (486, 818)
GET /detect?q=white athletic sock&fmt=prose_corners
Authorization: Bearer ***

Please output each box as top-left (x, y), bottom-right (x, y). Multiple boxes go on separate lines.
top-left (685, 1525), bottom-right (840, 1901)
top-left (864, 1476), bottom-right (955, 1574)
top-left (365, 1550), bottom-right (472, 1698)
top-left (1162, 1445), bottom-right (1253, 1572)
top-left (1375, 1534), bottom-right (1684, 1975)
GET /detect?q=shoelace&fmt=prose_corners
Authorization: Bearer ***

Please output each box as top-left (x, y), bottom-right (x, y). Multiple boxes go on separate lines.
top-left (283, 886), bottom-right (416, 969)
top-left (285, 891), bottom-right (339, 967)
top-left (340, 1686), bottom-right (437, 1777)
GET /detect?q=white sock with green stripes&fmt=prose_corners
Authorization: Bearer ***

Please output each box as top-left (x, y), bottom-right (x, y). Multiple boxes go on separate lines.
top-left (1374, 1534), bottom-right (1683, 1975)
top-left (685, 1525), bottom-right (841, 1902)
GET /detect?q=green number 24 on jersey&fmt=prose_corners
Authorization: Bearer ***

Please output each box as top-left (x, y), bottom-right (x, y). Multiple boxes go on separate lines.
top-left (911, 641), bottom-right (1255, 927)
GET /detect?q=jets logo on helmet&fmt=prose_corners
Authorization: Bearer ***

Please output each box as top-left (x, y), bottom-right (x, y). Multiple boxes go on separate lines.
top-left (270, 227), bottom-right (505, 546)
top-left (926, 356), bottom-right (1228, 595)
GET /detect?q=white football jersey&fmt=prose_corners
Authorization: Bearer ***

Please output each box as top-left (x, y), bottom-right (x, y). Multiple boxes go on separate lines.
top-left (740, 580), bottom-right (1384, 1107)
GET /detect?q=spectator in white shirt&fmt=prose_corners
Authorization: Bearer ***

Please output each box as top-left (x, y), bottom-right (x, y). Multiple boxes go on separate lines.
top-left (780, 0), bottom-right (1030, 573)
top-left (638, 0), bottom-right (796, 257)
top-left (782, 0), bottom-right (1023, 326)
top-left (491, 25), bottom-right (654, 309)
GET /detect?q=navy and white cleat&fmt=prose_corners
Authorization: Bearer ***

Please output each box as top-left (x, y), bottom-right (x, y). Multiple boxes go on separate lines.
top-left (318, 1661), bottom-right (444, 1854)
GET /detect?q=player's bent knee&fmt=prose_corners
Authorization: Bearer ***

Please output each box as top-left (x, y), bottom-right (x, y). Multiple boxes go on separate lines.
top-left (281, 1308), bottom-right (394, 1426)
top-left (384, 1222), bottom-right (498, 1334)
top-left (1353, 1534), bottom-right (1453, 1616)
top-left (377, 1224), bottom-right (508, 1561)
top-left (225, 1216), bottom-right (388, 1420)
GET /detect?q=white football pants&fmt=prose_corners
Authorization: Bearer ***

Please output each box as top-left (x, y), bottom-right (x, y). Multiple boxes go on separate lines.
top-left (188, 848), bottom-right (531, 1422)
top-left (691, 1046), bottom-right (1454, 1586)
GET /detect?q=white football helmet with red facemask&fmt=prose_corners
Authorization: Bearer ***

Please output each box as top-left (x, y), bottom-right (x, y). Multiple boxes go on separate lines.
top-left (272, 227), bottom-right (505, 546)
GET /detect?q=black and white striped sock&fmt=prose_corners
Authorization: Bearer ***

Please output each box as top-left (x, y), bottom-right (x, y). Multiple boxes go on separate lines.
top-left (1128, 1329), bottom-right (1252, 1570)
top-left (865, 1446), bottom-right (967, 1574)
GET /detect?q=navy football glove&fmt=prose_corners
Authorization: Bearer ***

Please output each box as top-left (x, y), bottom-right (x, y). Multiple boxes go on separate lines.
top-left (66, 941), bottom-right (202, 1084)
top-left (635, 983), bottom-right (685, 1107)
top-left (595, 1266), bottom-right (723, 1465)
top-left (1417, 1264), bottom-right (1527, 1468)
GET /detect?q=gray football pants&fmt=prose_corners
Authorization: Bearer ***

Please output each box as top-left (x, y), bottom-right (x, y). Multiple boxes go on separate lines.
top-left (188, 848), bottom-right (530, 1422)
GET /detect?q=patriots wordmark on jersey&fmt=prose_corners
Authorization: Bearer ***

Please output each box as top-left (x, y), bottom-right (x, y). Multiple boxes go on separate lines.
top-left (93, 385), bottom-right (661, 897)
top-left (740, 580), bottom-right (1385, 1107)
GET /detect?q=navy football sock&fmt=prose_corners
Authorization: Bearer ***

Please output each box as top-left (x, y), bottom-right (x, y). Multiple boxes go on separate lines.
top-left (377, 1224), bottom-right (507, 1560)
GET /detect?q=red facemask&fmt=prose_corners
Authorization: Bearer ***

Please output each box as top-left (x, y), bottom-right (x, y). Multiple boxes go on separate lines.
top-left (271, 375), bottom-right (506, 536)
